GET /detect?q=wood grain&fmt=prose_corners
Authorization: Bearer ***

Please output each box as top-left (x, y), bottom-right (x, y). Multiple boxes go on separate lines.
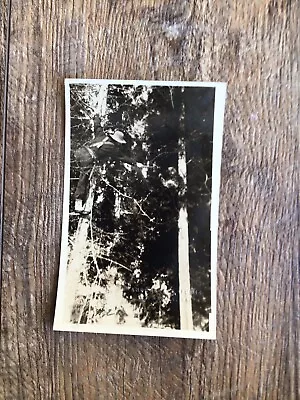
top-left (0, 1), bottom-right (299, 399)
top-left (0, 0), bottom-right (9, 270)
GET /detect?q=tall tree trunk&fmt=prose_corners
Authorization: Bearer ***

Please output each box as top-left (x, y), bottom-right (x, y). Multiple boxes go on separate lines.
top-left (178, 87), bottom-right (193, 330)
top-left (65, 85), bottom-right (108, 322)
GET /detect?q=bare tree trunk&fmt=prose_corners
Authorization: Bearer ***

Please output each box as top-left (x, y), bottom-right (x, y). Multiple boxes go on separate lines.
top-left (65, 85), bottom-right (108, 322)
top-left (178, 88), bottom-right (193, 330)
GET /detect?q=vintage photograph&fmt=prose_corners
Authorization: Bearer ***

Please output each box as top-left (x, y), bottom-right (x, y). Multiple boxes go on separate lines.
top-left (54, 79), bottom-right (226, 339)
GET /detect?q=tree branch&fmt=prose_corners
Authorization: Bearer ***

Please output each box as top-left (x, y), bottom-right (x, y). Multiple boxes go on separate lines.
top-left (96, 254), bottom-right (133, 272)
top-left (102, 178), bottom-right (155, 222)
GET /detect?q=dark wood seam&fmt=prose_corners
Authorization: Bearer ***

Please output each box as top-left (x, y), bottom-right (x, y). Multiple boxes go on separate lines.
top-left (0, 0), bottom-right (12, 328)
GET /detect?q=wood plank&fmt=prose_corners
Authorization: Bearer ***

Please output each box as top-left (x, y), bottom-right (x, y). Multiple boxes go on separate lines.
top-left (1, 0), bottom-right (299, 399)
top-left (0, 2), bottom-right (9, 398)
top-left (0, 0), bottom-right (9, 263)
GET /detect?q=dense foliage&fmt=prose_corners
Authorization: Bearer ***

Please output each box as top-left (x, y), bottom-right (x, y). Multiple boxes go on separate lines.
top-left (68, 83), bottom-right (214, 330)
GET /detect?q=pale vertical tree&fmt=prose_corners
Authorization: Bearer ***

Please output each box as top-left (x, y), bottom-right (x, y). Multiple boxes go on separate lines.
top-left (64, 85), bottom-right (108, 322)
top-left (177, 87), bottom-right (193, 330)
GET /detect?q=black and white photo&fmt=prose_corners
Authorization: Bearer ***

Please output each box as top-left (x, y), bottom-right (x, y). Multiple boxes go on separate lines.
top-left (54, 79), bottom-right (226, 339)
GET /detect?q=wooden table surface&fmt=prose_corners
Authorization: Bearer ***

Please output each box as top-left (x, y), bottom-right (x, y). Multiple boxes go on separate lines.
top-left (0, 1), bottom-right (299, 399)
